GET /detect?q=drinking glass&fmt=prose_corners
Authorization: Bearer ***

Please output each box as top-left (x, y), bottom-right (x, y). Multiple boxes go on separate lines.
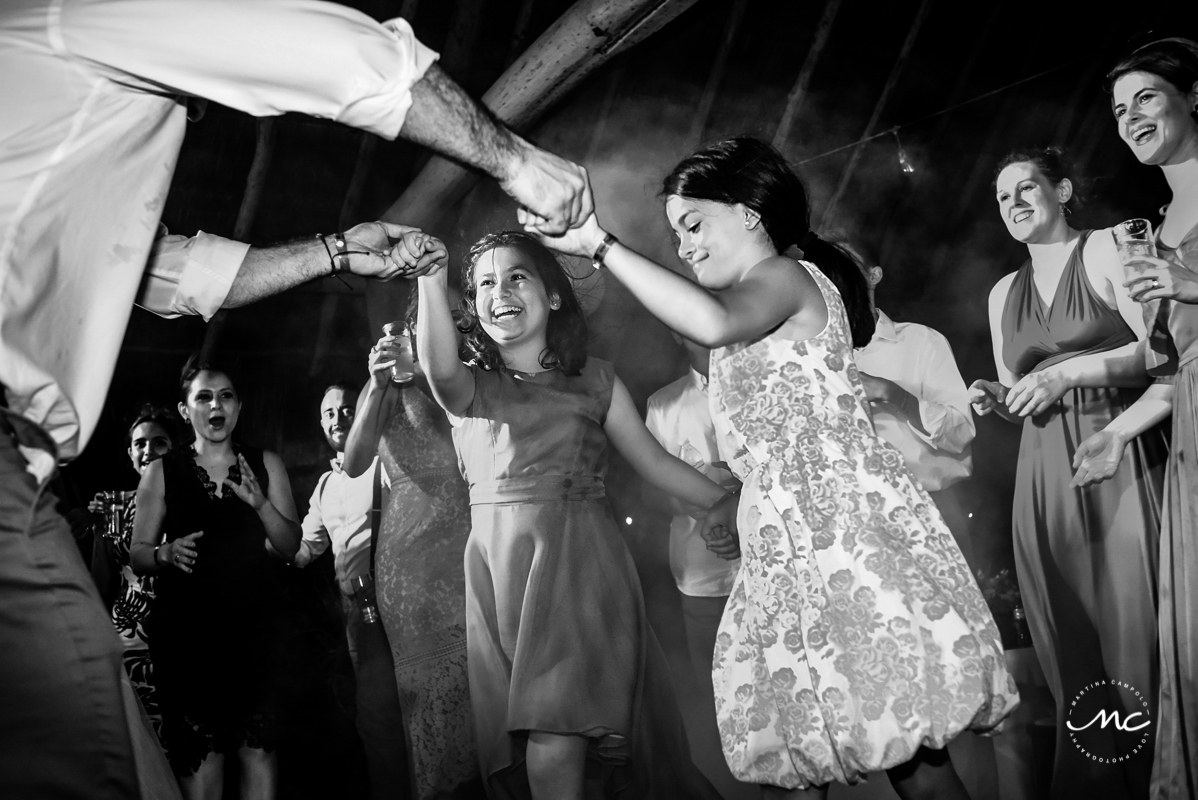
top-left (381, 321), bottom-right (416, 384)
top-left (1112, 218), bottom-right (1158, 277)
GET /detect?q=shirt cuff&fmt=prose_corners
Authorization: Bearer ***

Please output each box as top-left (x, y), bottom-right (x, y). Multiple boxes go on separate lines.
top-left (181, 233), bottom-right (249, 320)
top-left (344, 17), bottom-right (439, 139)
top-left (293, 540), bottom-right (315, 568)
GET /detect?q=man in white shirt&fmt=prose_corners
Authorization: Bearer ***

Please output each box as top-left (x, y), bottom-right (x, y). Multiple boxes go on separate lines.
top-left (293, 382), bottom-right (404, 800)
top-left (644, 338), bottom-right (752, 800)
top-left (0, 2), bottom-right (591, 795)
top-left (848, 243), bottom-right (978, 565)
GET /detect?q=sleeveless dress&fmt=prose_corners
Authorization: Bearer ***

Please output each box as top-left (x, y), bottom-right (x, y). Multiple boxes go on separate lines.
top-left (708, 260), bottom-right (1017, 789)
top-left (1147, 221), bottom-right (1198, 800)
top-left (1001, 231), bottom-right (1167, 800)
top-left (451, 360), bottom-right (720, 800)
top-left (375, 382), bottom-right (479, 798)
top-left (150, 446), bottom-right (282, 776)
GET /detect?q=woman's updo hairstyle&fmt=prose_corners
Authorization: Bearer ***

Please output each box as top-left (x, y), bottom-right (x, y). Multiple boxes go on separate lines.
top-left (662, 136), bottom-right (875, 347)
top-left (178, 352), bottom-right (239, 404)
top-left (992, 146), bottom-right (1086, 216)
top-left (460, 231), bottom-right (589, 375)
top-left (1104, 37), bottom-right (1198, 122)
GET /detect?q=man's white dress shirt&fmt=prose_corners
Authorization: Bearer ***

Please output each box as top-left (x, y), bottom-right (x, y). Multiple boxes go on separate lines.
top-left (0, 0), bottom-right (437, 460)
top-left (297, 455), bottom-right (387, 596)
top-left (853, 309), bottom-right (974, 492)
top-left (646, 369), bottom-right (740, 598)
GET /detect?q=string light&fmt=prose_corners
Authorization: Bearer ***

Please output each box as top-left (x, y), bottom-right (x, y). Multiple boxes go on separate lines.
top-left (893, 129), bottom-right (914, 175)
top-left (792, 56), bottom-right (1088, 167)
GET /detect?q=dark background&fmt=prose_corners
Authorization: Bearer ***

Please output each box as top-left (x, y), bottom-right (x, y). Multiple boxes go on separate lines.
top-left (56, 0), bottom-right (1198, 796)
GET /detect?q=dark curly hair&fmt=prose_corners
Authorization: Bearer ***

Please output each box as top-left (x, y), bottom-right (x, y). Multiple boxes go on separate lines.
top-left (125, 403), bottom-right (178, 449)
top-left (662, 136), bottom-right (875, 347)
top-left (459, 231), bottom-right (588, 376)
top-left (993, 146), bottom-right (1086, 215)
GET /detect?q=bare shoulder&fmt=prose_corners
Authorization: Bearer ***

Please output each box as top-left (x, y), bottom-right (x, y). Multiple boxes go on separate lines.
top-left (988, 271), bottom-right (1017, 308)
top-left (1082, 226), bottom-right (1121, 274)
top-left (261, 450), bottom-right (286, 472)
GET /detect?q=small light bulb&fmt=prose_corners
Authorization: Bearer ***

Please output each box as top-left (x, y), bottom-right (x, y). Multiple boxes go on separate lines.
top-left (893, 130), bottom-right (915, 175)
top-left (967, 513), bottom-right (973, 518)
top-left (625, 517), bottom-right (633, 525)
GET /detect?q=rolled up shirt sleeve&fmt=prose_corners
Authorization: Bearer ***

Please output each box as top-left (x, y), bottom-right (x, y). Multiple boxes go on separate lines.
top-left (60, 0), bottom-right (439, 140)
top-left (136, 232), bottom-right (248, 320)
top-left (295, 477), bottom-right (332, 568)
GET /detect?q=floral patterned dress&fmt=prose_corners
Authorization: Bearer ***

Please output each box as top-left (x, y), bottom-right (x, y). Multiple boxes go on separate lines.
top-left (97, 493), bottom-right (163, 737)
top-left (708, 260), bottom-right (1018, 789)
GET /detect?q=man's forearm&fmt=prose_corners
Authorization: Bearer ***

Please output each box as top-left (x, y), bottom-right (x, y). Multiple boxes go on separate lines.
top-left (400, 64), bottom-right (525, 183)
top-left (223, 238), bottom-right (330, 309)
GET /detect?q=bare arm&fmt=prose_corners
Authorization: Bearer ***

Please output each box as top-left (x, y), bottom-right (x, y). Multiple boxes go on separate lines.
top-left (604, 377), bottom-right (727, 510)
top-left (224, 452), bottom-right (301, 561)
top-left (1072, 382), bottom-right (1174, 488)
top-left (417, 269), bottom-right (475, 416)
top-left (343, 343), bottom-right (403, 478)
top-left (969, 275), bottom-right (1023, 425)
top-left (531, 214), bottom-right (809, 347)
top-left (129, 460), bottom-right (205, 575)
top-left (223, 222), bottom-right (426, 309)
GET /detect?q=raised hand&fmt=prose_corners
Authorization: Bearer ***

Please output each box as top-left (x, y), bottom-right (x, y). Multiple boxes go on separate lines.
top-left (224, 454), bottom-right (267, 511)
top-left (341, 222), bottom-right (445, 280)
top-left (501, 144), bottom-right (593, 236)
top-left (392, 230), bottom-right (449, 278)
top-left (523, 208), bottom-right (606, 259)
top-left (1070, 430), bottom-right (1127, 488)
top-left (1124, 256), bottom-right (1198, 305)
top-left (368, 333), bottom-right (404, 389)
top-left (163, 530), bottom-right (204, 573)
top-left (699, 490), bottom-right (741, 561)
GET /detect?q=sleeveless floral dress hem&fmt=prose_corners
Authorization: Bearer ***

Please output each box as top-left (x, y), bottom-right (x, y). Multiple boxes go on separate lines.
top-left (709, 260), bottom-right (1017, 790)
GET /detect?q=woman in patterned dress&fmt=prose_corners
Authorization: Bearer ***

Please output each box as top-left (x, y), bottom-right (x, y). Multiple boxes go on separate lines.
top-left (533, 136), bottom-right (1018, 799)
top-left (90, 405), bottom-right (176, 736)
top-left (342, 290), bottom-right (481, 799)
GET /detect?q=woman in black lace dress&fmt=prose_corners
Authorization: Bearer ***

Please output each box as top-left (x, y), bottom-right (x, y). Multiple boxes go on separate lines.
top-left (89, 405), bottom-right (175, 737)
top-left (131, 357), bottom-right (301, 800)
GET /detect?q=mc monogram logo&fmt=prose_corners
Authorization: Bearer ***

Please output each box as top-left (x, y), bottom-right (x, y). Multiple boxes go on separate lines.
top-left (1067, 680), bottom-right (1152, 764)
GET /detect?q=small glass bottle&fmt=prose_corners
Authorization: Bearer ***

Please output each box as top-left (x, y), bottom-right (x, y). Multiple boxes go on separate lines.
top-left (350, 574), bottom-right (381, 624)
top-left (1012, 605), bottom-right (1032, 648)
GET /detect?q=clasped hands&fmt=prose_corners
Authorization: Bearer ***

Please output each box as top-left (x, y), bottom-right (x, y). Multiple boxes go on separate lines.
top-left (969, 367), bottom-right (1070, 420)
top-left (339, 223), bottom-right (449, 281)
top-left (699, 490), bottom-right (742, 561)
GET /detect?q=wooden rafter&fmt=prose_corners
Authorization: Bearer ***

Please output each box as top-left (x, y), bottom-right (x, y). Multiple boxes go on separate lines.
top-left (772, 0), bottom-right (843, 152)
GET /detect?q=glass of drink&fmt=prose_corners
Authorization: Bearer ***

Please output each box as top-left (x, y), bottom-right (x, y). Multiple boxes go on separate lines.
top-left (102, 490), bottom-right (126, 539)
top-left (1112, 218), bottom-right (1158, 277)
top-left (381, 321), bottom-right (416, 384)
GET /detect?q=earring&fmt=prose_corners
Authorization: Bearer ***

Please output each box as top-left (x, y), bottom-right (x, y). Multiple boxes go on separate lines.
top-left (1059, 202), bottom-right (1071, 217)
